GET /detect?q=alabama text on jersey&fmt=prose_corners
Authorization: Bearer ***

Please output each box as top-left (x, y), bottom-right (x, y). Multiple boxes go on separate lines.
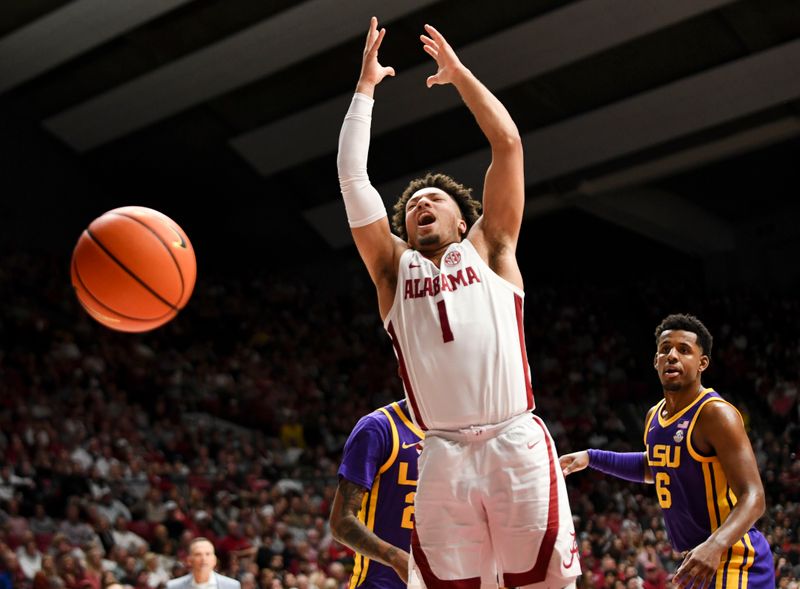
top-left (384, 239), bottom-right (534, 430)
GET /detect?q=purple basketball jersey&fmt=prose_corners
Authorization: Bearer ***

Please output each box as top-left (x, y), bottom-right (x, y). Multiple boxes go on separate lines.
top-left (645, 388), bottom-right (774, 588)
top-left (338, 400), bottom-right (424, 589)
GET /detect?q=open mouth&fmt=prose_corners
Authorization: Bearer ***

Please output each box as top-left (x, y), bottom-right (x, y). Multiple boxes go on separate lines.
top-left (418, 212), bottom-right (435, 226)
top-left (664, 367), bottom-right (681, 377)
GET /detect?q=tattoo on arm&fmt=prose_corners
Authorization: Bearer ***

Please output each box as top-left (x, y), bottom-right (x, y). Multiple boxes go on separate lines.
top-left (333, 479), bottom-right (400, 567)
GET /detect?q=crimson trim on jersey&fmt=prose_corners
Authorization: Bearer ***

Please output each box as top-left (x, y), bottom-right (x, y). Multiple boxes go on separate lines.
top-left (514, 293), bottom-right (535, 410)
top-left (387, 321), bottom-right (427, 431)
top-left (411, 527), bottom-right (480, 589)
top-left (502, 415), bottom-right (560, 587)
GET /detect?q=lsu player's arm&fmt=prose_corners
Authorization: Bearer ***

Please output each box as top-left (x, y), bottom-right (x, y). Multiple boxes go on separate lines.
top-left (560, 408), bottom-right (658, 483)
top-left (330, 477), bottom-right (410, 583)
top-left (559, 449), bottom-right (653, 484)
top-left (673, 401), bottom-right (766, 587)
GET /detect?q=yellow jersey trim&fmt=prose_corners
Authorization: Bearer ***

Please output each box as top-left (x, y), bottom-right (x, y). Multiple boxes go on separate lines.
top-left (349, 492), bottom-right (371, 589)
top-left (719, 537), bottom-right (754, 588)
top-left (686, 396), bottom-right (742, 462)
top-left (643, 403), bottom-right (661, 446)
top-left (657, 388), bottom-right (713, 428)
top-left (742, 532), bottom-right (756, 586)
top-left (391, 402), bottom-right (425, 440)
top-left (354, 472), bottom-right (385, 586)
top-left (378, 407), bottom-right (399, 474)
top-left (702, 462), bottom-right (720, 531)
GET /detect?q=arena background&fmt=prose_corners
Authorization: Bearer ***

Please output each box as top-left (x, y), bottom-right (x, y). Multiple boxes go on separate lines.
top-left (1, 1), bottom-right (798, 588)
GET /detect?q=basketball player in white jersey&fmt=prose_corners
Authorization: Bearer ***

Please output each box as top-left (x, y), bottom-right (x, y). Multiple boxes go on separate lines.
top-left (337, 17), bottom-right (579, 589)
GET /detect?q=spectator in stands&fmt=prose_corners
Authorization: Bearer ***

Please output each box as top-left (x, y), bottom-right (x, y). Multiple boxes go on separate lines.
top-left (142, 553), bottom-right (168, 589)
top-left (641, 561), bottom-right (665, 589)
top-left (1, 549), bottom-right (28, 589)
top-left (112, 518), bottom-right (147, 556)
top-left (29, 504), bottom-right (57, 539)
top-left (57, 552), bottom-right (86, 589)
top-left (217, 523), bottom-right (255, 566)
top-left (93, 517), bottom-right (115, 556)
top-left (59, 504), bottom-right (99, 550)
top-left (118, 556), bottom-right (140, 587)
top-left (162, 505), bottom-right (186, 543)
top-left (83, 544), bottom-right (105, 589)
top-left (16, 534), bottom-right (43, 579)
top-left (95, 492), bottom-right (132, 527)
top-left (32, 554), bottom-right (59, 589)
top-left (187, 513), bottom-right (217, 549)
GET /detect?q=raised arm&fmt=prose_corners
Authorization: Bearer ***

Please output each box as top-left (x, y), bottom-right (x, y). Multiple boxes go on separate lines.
top-left (337, 17), bottom-right (407, 316)
top-left (420, 25), bottom-right (524, 281)
top-left (329, 478), bottom-right (410, 583)
top-left (673, 402), bottom-right (766, 587)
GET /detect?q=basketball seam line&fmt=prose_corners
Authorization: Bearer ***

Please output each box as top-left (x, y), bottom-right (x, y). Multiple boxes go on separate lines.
top-left (86, 228), bottom-right (179, 311)
top-left (110, 211), bottom-right (186, 302)
top-left (72, 252), bottom-right (176, 322)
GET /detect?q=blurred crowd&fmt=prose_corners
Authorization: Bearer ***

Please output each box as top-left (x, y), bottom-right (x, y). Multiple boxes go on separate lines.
top-left (0, 251), bottom-right (797, 589)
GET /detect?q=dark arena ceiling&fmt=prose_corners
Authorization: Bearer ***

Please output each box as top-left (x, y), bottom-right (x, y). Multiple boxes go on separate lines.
top-left (1, 0), bottom-right (799, 284)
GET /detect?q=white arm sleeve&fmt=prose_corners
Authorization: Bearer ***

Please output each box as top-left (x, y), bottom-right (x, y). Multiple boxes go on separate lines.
top-left (337, 93), bottom-right (388, 228)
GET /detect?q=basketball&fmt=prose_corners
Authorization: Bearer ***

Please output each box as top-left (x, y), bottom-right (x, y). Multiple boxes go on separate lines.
top-left (70, 206), bottom-right (196, 332)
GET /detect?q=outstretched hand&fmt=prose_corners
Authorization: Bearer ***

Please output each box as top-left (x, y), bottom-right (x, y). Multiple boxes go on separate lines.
top-left (672, 539), bottom-right (726, 589)
top-left (559, 451), bottom-right (590, 477)
top-left (420, 24), bottom-right (465, 88)
top-left (357, 16), bottom-right (395, 95)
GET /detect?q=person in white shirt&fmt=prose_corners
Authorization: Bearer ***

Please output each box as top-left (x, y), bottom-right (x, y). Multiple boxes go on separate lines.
top-left (96, 490), bottom-right (132, 525)
top-left (111, 516), bottom-right (148, 554)
top-left (166, 538), bottom-right (240, 589)
top-left (15, 536), bottom-right (42, 579)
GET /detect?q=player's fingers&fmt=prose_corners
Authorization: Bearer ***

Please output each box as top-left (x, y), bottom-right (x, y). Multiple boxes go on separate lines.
top-left (690, 573), bottom-right (711, 589)
top-left (673, 561), bottom-right (696, 588)
top-left (672, 572), bottom-right (690, 589)
top-left (424, 23), bottom-right (446, 44)
top-left (672, 568), bottom-right (686, 586)
top-left (364, 17), bottom-right (377, 50)
top-left (368, 28), bottom-right (386, 56)
top-left (426, 74), bottom-right (438, 88)
top-left (420, 34), bottom-right (437, 49)
top-left (422, 44), bottom-right (438, 60)
top-left (384, 66), bottom-right (395, 77)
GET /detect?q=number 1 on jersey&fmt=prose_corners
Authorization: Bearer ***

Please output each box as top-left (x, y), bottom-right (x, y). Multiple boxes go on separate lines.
top-left (436, 300), bottom-right (454, 342)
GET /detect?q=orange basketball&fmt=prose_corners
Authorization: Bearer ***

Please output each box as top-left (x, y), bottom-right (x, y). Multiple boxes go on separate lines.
top-left (70, 206), bottom-right (196, 332)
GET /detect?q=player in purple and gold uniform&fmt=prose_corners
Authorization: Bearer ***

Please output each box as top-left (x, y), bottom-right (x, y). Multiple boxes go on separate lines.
top-left (560, 314), bottom-right (773, 588)
top-left (330, 399), bottom-right (424, 589)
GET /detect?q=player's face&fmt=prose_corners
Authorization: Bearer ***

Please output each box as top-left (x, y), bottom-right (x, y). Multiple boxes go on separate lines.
top-left (653, 330), bottom-right (709, 392)
top-left (405, 191), bottom-right (467, 249)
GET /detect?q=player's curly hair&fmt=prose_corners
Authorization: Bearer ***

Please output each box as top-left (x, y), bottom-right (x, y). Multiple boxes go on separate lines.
top-left (391, 173), bottom-right (482, 241)
top-left (654, 313), bottom-right (713, 355)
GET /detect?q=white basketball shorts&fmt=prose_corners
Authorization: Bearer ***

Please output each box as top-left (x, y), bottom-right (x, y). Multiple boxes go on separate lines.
top-left (409, 413), bottom-right (580, 589)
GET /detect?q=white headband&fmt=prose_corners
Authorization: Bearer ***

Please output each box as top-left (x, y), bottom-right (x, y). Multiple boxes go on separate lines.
top-left (410, 187), bottom-right (449, 199)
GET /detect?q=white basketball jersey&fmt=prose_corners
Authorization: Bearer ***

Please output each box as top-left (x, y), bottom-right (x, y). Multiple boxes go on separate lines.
top-left (383, 239), bottom-right (534, 431)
